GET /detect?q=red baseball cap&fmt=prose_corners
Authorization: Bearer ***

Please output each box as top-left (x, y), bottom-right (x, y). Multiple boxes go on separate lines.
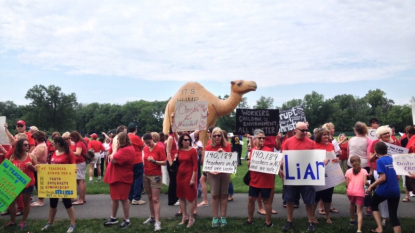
top-left (16, 120), bottom-right (26, 126)
top-left (90, 133), bottom-right (98, 139)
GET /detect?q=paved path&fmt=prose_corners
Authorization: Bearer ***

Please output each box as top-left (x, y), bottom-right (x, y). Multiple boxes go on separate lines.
top-left (3, 193), bottom-right (414, 220)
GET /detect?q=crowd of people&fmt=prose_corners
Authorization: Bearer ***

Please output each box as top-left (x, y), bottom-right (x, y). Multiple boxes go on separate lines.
top-left (1, 118), bottom-right (415, 233)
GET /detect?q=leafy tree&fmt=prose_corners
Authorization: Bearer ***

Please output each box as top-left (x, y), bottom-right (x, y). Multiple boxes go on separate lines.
top-left (254, 96), bottom-right (274, 109)
top-left (384, 105), bottom-right (412, 132)
top-left (281, 99), bottom-right (303, 109)
top-left (364, 89), bottom-right (394, 119)
top-left (237, 97), bottom-right (249, 109)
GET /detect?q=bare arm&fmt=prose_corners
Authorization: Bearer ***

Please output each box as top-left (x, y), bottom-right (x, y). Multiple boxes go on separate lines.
top-left (367, 173), bottom-right (386, 193)
top-left (4, 124), bottom-right (16, 146)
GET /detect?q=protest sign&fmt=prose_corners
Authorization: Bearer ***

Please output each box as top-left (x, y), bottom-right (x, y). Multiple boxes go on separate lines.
top-left (172, 101), bottom-right (208, 132)
top-left (37, 164), bottom-right (77, 198)
top-left (203, 151), bottom-right (237, 174)
top-left (283, 150), bottom-right (326, 186)
top-left (0, 116), bottom-right (10, 145)
top-left (0, 160), bottom-right (31, 212)
top-left (392, 154), bottom-right (415, 176)
top-left (236, 109), bottom-right (279, 136)
top-left (412, 102), bottom-right (415, 125)
top-left (315, 151), bottom-right (345, 191)
top-left (385, 142), bottom-right (409, 155)
top-left (249, 150), bottom-right (283, 175)
top-left (279, 107), bottom-right (306, 133)
top-left (367, 129), bottom-right (377, 141)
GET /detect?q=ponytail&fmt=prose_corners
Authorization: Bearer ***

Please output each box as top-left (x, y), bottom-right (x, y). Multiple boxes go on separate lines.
top-left (350, 155), bottom-right (361, 175)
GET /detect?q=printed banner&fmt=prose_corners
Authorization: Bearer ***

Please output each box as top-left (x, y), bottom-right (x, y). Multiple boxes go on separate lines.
top-left (172, 101), bottom-right (208, 132)
top-left (367, 129), bottom-right (377, 141)
top-left (385, 142), bottom-right (409, 155)
top-left (0, 116), bottom-right (10, 145)
top-left (37, 164), bottom-right (77, 198)
top-left (0, 160), bottom-right (31, 212)
top-left (236, 109), bottom-right (279, 136)
top-left (392, 154), bottom-right (415, 176)
top-left (283, 150), bottom-right (326, 186)
top-left (202, 151), bottom-right (238, 174)
top-left (315, 151), bottom-right (345, 191)
top-left (249, 150), bottom-right (283, 175)
top-left (279, 106), bottom-right (307, 133)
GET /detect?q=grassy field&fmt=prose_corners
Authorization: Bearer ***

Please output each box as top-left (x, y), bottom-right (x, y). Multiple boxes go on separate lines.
top-left (1, 217), bottom-right (414, 233)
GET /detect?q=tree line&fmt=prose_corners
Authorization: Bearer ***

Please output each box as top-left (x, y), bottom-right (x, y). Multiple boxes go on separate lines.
top-left (0, 85), bottom-right (412, 136)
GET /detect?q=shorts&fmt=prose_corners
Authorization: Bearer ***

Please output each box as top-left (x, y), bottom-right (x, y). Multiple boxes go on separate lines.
top-left (249, 186), bottom-right (272, 199)
top-left (348, 195), bottom-right (364, 206)
top-left (143, 175), bottom-right (162, 189)
top-left (21, 185), bottom-right (34, 194)
top-left (208, 173), bottom-right (230, 196)
top-left (90, 152), bottom-right (101, 165)
top-left (76, 162), bottom-right (86, 180)
top-left (110, 182), bottom-right (131, 200)
top-left (283, 185), bottom-right (315, 205)
top-left (315, 187), bottom-right (334, 203)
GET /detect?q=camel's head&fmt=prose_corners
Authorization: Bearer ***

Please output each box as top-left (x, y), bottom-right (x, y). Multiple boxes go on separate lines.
top-left (230, 80), bottom-right (257, 94)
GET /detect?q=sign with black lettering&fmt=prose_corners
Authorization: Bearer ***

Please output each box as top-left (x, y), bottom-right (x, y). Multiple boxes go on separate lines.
top-left (236, 109), bottom-right (279, 136)
top-left (202, 152), bottom-right (238, 173)
top-left (249, 150), bottom-right (283, 175)
top-left (279, 106), bottom-right (306, 133)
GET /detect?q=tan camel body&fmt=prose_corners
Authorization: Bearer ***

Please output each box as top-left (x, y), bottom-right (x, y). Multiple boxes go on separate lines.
top-left (163, 80), bottom-right (257, 146)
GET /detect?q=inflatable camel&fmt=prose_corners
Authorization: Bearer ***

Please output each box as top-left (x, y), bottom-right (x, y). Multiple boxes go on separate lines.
top-left (163, 80), bottom-right (257, 146)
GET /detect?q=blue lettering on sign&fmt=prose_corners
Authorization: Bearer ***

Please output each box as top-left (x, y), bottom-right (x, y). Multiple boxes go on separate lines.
top-left (285, 155), bottom-right (295, 180)
top-left (284, 154), bottom-right (325, 181)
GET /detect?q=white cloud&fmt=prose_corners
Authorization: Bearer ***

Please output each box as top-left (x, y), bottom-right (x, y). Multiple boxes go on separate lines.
top-left (0, 0), bottom-right (414, 88)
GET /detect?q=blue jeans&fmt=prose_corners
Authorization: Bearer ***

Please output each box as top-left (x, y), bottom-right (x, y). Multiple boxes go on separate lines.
top-left (228, 182), bottom-right (234, 196)
top-left (129, 163), bottom-right (144, 201)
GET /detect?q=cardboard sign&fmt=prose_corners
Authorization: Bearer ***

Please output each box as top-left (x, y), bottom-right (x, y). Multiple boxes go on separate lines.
top-left (392, 154), bottom-right (415, 176)
top-left (0, 116), bottom-right (10, 145)
top-left (283, 150), bottom-right (326, 186)
top-left (203, 151), bottom-right (237, 174)
top-left (37, 164), bottom-right (77, 198)
top-left (367, 129), bottom-right (377, 141)
top-left (249, 150), bottom-right (283, 175)
top-left (315, 151), bottom-right (345, 191)
top-left (236, 109), bottom-right (279, 136)
top-left (279, 107), bottom-right (306, 133)
top-left (0, 160), bottom-right (31, 212)
top-left (172, 101), bottom-right (208, 132)
top-left (385, 142), bottom-right (409, 155)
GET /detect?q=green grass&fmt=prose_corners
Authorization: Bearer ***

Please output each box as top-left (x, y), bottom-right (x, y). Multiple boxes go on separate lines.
top-left (1, 217), bottom-right (414, 233)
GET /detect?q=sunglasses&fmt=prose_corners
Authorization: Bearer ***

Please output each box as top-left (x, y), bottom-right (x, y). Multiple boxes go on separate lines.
top-left (183, 139), bottom-right (191, 142)
top-left (256, 137), bottom-right (265, 140)
top-left (23, 144), bottom-right (30, 147)
top-left (213, 135), bottom-right (222, 138)
top-left (297, 129), bottom-right (308, 133)
top-left (16, 125), bottom-right (24, 128)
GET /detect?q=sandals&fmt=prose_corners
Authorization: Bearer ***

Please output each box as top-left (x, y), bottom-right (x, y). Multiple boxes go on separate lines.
top-left (272, 209), bottom-right (277, 214)
top-left (402, 197), bottom-right (410, 202)
top-left (30, 202), bottom-right (44, 207)
top-left (15, 211), bottom-right (23, 216)
top-left (325, 218), bottom-right (332, 224)
top-left (312, 218), bottom-right (319, 224)
top-left (227, 197), bottom-right (234, 201)
top-left (330, 207), bottom-right (339, 213)
top-left (370, 229), bottom-right (383, 233)
top-left (257, 210), bottom-right (266, 215)
top-left (72, 201), bottom-right (84, 205)
top-left (197, 202), bottom-right (209, 207)
top-left (318, 209), bottom-right (325, 215)
top-left (175, 212), bottom-right (183, 217)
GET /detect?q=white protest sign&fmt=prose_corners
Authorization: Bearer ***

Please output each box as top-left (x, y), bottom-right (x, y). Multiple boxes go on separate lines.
top-left (203, 151), bottom-right (237, 174)
top-left (283, 150), bottom-right (326, 186)
top-left (0, 117), bottom-right (10, 145)
top-left (392, 154), bottom-right (415, 176)
top-left (412, 102), bottom-right (415, 125)
top-left (315, 151), bottom-right (345, 191)
top-left (172, 101), bottom-right (208, 132)
top-left (385, 142), bottom-right (409, 155)
top-left (367, 129), bottom-right (377, 141)
top-left (249, 150), bottom-right (283, 175)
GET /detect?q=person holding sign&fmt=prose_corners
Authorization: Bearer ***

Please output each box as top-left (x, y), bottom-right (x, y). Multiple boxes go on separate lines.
top-left (69, 131), bottom-right (88, 205)
top-left (244, 129), bottom-right (275, 227)
top-left (366, 142), bottom-right (401, 233)
top-left (41, 136), bottom-right (77, 232)
top-left (205, 127), bottom-right (232, 227)
top-left (6, 139), bottom-right (37, 230)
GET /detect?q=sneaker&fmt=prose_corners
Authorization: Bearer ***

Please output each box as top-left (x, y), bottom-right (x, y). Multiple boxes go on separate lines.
top-left (67, 224), bottom-right (76, 233)
top-left (41, 223), bottom-right (54, 231)
top-left (154, 221), bottom-right (161, 231)
top-left (97, 178), bottom-right (101, 182)
top-left (174, 201), bottom-right (180, 206)
top-left (308, 222), bottom-right (315, 232)
top-left (132, 199), bottom-right (146, 205)
top-left (264, 222), bottom-right (273, 228)
top-left (220, 217), bottom-right (227, 227)
top-left (212, 218), bottom-right (219, 227)
top-left (104, 217), bottom-right (119, 226)
top-left (5, 222), bottom-right (17, 227)
top-left (120, 220), bottom-right (131, 229)
top-left (143, 217), bottom-right (156, 225)
top-left (349, 219), bottom-right (356, 225)
top-left (20, 221), bottom-right (27, 230)
top-left (282, 221), bottom-right (293, 232)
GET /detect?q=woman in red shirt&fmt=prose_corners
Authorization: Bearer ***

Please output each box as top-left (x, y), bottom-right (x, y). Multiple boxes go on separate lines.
top-left (338, 133), bottom-right (349, 173)
top-left (205, 127), bottom-right (232, 227)
top-left (69, 131), bottom-right (88, 205)
top-left (142, 133), bottom-right (167, 231)
top-left (7, 139), bottom-right (37, 230)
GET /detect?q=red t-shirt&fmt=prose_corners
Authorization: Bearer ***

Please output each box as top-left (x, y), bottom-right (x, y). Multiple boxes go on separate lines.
top-left (315, 142), bottom-right (334, 152)
top-left (249, 146), bottom-right (275, 188)
top-left (0, 144), bottom-right (11, 164)
top-left (12, 154), bottom-right (36, 188)
top-left (26, 132), bottom-right (35, 147)
top-left (75, 141), bottom-right (87, 164)
top-left (143, 144), bottom-right (167, 176)
top-left (47, 140), bottom-right (54, 155)
top-left (128, 134), bottom-right (144, 164)
top-left (205, 143), bottom-right (232, 152)
top-left (370, 139), bottom-right (401, 170)
top-left (88, 140), bottom-right (105, 153)
top-left (281, 136), bottom-right (315, 151)
top-left (50, 151), bottom-right (76, 164)
top-left (406, 136), bottom-right (415, 153)
top-left (104, 146), bottom-right (135, 184)
top-left (339, 142), bottom-right (348, 160)
top-left (263, 136), bottom-right (277, 150)
top-left (83, 137), bottom-right (90, 146)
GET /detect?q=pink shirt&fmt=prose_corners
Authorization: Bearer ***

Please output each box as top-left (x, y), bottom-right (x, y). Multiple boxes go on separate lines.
top-left (345, 168), bottom-right (368, 197)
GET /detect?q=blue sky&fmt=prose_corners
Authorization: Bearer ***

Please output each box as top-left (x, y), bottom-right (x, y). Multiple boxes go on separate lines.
top-left (0, 0), bottom-right (414, 107)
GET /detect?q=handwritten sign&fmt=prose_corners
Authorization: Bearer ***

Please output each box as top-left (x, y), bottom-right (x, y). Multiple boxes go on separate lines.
top-left (392, 154), bottom-right (415, 176)
top-left (283, 150), bottom-right (326, 186)
top-left (279, 107), bottom-right (306, 133)
top-left (249, 150), bottom-right (283, 175)
top-left (315, 151), bottom-right (345, 191)
top-left (0, 116), bottom-right (10, 145)
top-left (172, 101), bottom-right (208, 132)
top-left (367, 129), bottom-right (377, 141)
top-left (0, 160), bottom-right (31, 212)
top-left (385, 142), bottom-right (409, 155)
top-left (37, 164), bottom-right (77, 198)
top-left (202, 151), bottom-right (237, 174)
top-left (236, 109), bottom-right (279, 136)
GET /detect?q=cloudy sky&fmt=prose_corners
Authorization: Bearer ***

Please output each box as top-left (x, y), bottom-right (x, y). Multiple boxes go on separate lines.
top-left (0, 0), bottom-right (414, 107)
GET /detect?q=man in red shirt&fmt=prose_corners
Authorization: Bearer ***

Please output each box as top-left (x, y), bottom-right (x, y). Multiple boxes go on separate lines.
top-left (88, 133), bottom-right (105, 182)
top-left (84, 134), bottom-right (90, 146)
top-left (15, 120), bottom-right (35, 152)
top-left (127, 123), bottom-right (145, 205)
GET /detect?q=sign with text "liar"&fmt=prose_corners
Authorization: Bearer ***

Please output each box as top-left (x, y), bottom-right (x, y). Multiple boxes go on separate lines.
top-left (283, 150), bottom-right (326, 186)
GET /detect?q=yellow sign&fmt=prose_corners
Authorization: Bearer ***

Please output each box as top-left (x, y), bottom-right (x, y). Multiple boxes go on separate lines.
top-left (37, 164), bottom-right (77, 198)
